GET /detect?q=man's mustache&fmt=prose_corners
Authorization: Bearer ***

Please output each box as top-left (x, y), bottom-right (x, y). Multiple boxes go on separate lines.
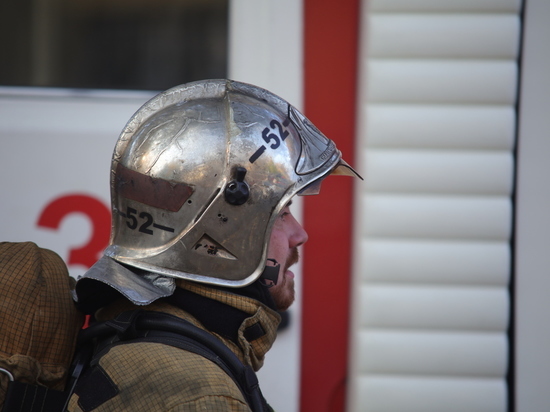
top-left (284, 248), bottom-right (300, 272)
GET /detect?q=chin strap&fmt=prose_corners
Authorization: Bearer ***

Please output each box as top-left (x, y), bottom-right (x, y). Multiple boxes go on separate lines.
top-left (259, 259), bottom-right (280, 288)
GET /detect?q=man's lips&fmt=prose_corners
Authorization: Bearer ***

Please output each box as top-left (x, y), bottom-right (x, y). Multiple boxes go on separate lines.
top-left (284, 248), bottom-right (300, 273)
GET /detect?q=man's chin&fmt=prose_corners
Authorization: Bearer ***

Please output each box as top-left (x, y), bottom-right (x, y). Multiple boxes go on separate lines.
top-left (270, 281), bottom-right (295, 311)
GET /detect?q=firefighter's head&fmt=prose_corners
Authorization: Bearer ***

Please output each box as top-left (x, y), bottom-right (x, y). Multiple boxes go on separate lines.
top-left (106, 79), bottom-right (360, 294)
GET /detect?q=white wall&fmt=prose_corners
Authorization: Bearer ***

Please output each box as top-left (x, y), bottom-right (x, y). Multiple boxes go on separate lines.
top-left (0, 88), bottom-right (153, 279)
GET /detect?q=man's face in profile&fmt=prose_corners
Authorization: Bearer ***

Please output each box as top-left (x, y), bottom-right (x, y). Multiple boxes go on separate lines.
top-left (266, 203), bottom-right (308, 311)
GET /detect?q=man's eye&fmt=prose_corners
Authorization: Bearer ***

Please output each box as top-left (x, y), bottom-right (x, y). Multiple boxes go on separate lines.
top-left (279, 204), bottom-right (292, 220)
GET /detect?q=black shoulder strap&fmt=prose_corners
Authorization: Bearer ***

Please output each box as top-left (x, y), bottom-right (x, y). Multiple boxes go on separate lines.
top-left (75, 310), bottom-right (272, 412)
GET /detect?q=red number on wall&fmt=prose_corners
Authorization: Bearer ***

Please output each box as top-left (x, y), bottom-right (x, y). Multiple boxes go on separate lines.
top-left (37, 194), bottom-right (111, 268)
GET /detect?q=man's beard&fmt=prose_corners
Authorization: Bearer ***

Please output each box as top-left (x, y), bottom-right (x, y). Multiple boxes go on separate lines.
top-left (270, 248), bottom-right (300, 311)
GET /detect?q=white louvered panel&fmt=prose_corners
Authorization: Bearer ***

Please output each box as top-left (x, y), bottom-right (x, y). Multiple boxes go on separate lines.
top-left (369, 15), bottom-right (520, 59)
top-left (363, 150), bottom-right (514, 195)
top-left (359, 240), bottom-right (510, 286)
top-left (348, 0), bottom-right (520, 411)
top-left (364, 105), bottom-right (516, 150)
top-left (362, 195), bottom-right (512, 240)
top-left (367, 60), bottom-right (517, 104)
top-left (356, 376), bottom-right (506, 412)
top-left (359, 286), bottom-right (509, 331)
top-left (359, 331), bottom-right (507, 377)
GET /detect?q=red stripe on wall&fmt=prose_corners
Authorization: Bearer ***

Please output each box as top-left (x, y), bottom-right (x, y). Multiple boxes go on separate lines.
top-left (301, 1), bottom-right (360, 411)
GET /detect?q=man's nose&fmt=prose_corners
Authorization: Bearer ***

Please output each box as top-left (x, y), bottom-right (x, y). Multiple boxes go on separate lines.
top-left (289, 215), bottom-right (309, 248)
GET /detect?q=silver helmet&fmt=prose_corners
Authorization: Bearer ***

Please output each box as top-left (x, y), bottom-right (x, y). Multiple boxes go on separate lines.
top-left (105, 79), bottom-right (359, 287)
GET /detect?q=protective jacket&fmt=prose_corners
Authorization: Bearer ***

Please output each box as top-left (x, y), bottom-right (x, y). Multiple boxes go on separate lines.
top-left (67, 279), bottom-right (280, 412)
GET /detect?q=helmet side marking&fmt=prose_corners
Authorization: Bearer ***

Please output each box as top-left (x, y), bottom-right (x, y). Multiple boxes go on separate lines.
top-left (248, 118), bottom-right (292, 164)
top-left (192, 234), bottom-right (237, 260)
top-left (115, 163), bottom-right (194, 212)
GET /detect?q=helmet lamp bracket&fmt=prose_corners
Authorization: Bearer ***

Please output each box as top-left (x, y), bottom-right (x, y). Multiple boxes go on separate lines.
top-left (224, 167), bottom-right (250, 206)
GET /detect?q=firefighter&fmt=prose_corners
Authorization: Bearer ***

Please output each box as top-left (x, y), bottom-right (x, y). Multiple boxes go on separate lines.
top-left (68, 79), bottom-right (360, 411)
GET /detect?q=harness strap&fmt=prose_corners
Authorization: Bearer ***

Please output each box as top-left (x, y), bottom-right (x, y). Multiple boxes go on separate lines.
top-left (76, 310), bottom-right (272, 412)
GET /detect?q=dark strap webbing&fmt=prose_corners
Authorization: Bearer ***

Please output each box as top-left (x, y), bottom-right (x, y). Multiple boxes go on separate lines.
top-left (2, 381), bottom-right (67, 412)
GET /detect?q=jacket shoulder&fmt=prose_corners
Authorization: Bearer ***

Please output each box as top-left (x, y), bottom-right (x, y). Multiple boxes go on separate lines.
top-left (68, 341), bottom-right (251, 412)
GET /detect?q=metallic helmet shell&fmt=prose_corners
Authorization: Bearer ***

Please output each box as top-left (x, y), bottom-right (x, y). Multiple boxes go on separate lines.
top-left (106, 79), bottom-right (356, 287)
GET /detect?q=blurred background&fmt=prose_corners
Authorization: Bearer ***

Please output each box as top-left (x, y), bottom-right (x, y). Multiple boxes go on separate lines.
top-left (1, 0), bottom-right (549, 411)
top-left (0, 0), bottom-right (228, 90)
